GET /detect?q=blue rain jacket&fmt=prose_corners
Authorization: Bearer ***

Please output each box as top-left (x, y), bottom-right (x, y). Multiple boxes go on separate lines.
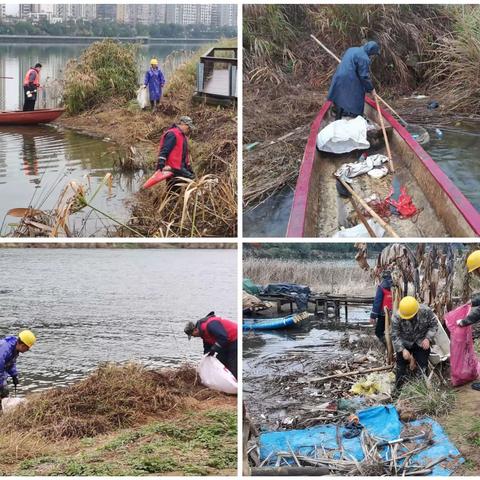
top-left (144, 67), bottom-right (165, 102)
top-left (0, 336), bottom-right (19, 386)
top-left (327, 41), bottom-right (380, 116)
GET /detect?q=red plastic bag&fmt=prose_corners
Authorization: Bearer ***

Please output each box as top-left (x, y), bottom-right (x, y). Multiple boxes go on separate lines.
top-left (387, 187), bottom-right (418, 218)
top-left (445, 302), bottom-right (480, 386)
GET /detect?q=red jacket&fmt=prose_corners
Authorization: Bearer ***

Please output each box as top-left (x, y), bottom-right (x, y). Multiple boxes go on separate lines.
top-left (198, 316), bottom-right (237, 347)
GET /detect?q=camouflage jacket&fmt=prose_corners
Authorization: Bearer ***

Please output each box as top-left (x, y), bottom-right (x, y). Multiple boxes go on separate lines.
top-left (459, 293), bottom-right (480, 326)
top-left (391, 304), bottom-right (438, 352)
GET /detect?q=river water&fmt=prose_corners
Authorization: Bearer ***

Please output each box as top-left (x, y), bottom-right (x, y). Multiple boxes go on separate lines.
top-left (0, 42), bottom-right (207, 236)
top-left (243, 123), bottom-right (480, 237)
top-left (0, 247), bottom-right (237, 394)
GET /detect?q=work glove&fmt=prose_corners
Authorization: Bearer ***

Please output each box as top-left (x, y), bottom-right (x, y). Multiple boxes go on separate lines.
top-left (456, 319), bottom-right (464, 327)
top-left (207, 343), bottom-right (222, 356)
top-left (11, 376), bottom-right (19, 386)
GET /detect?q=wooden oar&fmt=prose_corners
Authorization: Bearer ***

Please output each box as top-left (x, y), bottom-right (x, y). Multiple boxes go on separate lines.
top-left (373, 90), bottom-right (395, 173)
top-left (310, 34), bottom-right (410, 127)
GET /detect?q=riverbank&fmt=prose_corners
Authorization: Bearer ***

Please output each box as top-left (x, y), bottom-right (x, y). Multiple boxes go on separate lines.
top-left (0, 364), bottom-right (236, 476)
top-left (54, 38), bottom-right (237, 237)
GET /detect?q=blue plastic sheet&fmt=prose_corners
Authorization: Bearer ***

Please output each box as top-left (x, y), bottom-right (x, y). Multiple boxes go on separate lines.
top-left (259, 405), bottom-right (463, 475)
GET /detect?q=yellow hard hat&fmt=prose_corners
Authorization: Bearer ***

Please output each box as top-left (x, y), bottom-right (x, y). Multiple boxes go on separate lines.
top-left (467, 250), bottom-right (480, 273)
top-left (398, 296), bottom-right (419, 320)
top-left (150, 58), bottom-right (158, 66)
top-left (18, 330), bottom-right (36, 348)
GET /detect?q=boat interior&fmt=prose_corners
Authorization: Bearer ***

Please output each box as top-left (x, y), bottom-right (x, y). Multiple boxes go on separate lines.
top-left (305, 102), bottom-right (472, 238)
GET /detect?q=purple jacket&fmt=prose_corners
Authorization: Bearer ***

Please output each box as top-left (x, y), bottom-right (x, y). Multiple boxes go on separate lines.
top-left (0, 336), bottom-right (18, 385)
top-left (144, 67), bottom-right (165, 102)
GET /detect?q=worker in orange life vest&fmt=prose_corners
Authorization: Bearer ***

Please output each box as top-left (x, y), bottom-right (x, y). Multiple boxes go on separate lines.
top-left (156, 116), bottom-right (195, 180)
top-left (370, 270), bottom-right (393, 344)
top-left (184, 312), bottom-right (238, 379)
top-left (23, 63), bottom-right (42, 112)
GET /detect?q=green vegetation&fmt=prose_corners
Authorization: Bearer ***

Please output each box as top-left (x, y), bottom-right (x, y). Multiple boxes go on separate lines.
top-left (63, 39), bottom-right (138, 114)
top-left (0, 18), bottom-right (236, 39)
top-left (398, 378), bottom-right (456, 417)
top-left (0, 364), bottom-right (236, 475)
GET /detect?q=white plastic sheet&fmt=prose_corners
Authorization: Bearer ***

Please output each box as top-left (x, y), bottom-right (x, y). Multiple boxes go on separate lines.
top-left (136, 86), bottom-right (149, 109)
top-left (1, 397), bottom-right (26, 413)
top-left (198, 355), bottom-right (237, 395)
top-left (316, 116), bottom-right (370, 154)
top-left (332, 219), bottom-right (385, 238)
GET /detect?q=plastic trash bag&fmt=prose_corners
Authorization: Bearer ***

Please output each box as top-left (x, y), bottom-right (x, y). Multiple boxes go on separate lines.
top-left (198, 355), bottom-right (237, 394)
top-left (316, 116), bottom-right (370, 154)
top-left (1, 397), bottom-right (26, 413)
top-left (332, 219), bottom-right (385, 238)
top-left (136, 86), bottom-right (149, 109)
top-left (445, 302), bottom-right (480, 386)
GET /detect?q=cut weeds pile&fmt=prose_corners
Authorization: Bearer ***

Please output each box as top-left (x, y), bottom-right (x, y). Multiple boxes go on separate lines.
top-left (56, 39), bottom-right (237, 237)
top-left (0, 363), bottom-right (236, 476)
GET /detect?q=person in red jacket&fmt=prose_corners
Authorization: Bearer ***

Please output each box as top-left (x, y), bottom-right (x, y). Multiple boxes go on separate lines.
top-left (23, 63), bottom-right (42, 111)
top-left (369, 270), bottom-right (393, 344)
top-left (185, 311), bottom-right (237, 378)
top-left (157, 116), bottom-right (195, 181)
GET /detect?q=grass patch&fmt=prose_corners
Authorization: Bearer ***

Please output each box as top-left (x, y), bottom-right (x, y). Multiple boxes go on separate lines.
top-left (398, 377), bottom-right (456, 417)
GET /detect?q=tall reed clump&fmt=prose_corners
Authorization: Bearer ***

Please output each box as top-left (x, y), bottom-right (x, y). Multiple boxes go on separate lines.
top-left (243, 258), bottom-right (373, 295)
top-left (244, 5), bottom-right (453, 94)
top-left (63, 39), bottom-right (138, 114)
top-left (429, 6), bottom-right (480, 113)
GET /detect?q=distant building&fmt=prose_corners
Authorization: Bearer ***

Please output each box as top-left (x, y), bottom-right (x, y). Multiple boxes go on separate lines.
top-left (96, 4), bottom-right (117, 22)
top-left (0, 4), bottom-right (6, 19)
top-left (212, 4), bottom-right (237, 27)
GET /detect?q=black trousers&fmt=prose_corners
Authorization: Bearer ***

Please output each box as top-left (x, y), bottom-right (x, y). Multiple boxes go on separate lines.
top-left (395, 344), bottom-right (430, 389)
top-left (23, 87), bottom-right (37, 111)
top-left (375, 315), bottom-right (386, 343)
top-left (217, 341), bottom-right (237, 379)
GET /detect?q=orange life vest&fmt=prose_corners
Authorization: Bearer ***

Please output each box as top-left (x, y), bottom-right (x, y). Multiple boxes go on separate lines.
top-left (23, 68), bottom-right (40, 87)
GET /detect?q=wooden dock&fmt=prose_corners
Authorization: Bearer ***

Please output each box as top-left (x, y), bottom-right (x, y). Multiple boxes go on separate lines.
top-left (194, 47), bottom-right (237, 106)
top-left (258, 292), bottom-right (374, 321)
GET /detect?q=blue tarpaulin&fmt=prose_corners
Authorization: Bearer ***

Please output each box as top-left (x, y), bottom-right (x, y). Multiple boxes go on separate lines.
top-left (259, 405), bottom-right (463, 475)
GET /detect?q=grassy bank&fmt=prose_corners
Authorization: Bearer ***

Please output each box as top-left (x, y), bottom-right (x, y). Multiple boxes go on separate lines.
top-left (56, 39), bottom-right (237, 237)
top-left (0, 364), bottom-right (236, 476)
top-left (243, 257), bottom-right (374, 295)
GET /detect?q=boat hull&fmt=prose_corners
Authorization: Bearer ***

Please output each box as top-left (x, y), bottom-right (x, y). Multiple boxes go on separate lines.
top-left (287, 97), bottom-right (480, 237)
top-left (0, 108), bottom-right (65, 125)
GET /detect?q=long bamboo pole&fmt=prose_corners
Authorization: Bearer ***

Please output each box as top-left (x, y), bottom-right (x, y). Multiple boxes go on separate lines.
top-left (310, 34), bottom-right (409, 127)
top-left (338, 178), bottom-right (399, 237)
top-left (307, 365), bottom-right (393, 383)
top-left (373, 90), bottom-right (395, 172)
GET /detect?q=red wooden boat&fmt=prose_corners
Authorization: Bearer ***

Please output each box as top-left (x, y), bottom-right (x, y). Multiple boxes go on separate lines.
top-left (0, 108), bottom-right (64, 125)
top-left (287, 97), bottom-right (480, 237)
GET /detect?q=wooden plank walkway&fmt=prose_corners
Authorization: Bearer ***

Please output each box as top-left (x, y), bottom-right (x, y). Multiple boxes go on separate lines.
top-left (204, 69), bottom-right (230, 96)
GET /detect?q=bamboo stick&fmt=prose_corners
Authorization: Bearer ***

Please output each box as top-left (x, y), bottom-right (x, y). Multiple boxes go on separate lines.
top-left (338, 178), bottom-right (400, 237)
top-left (384, 306), bottom-right (394, 365)
top-left (306, 365), bottom-right (393, 383)
top-left (373, 90), bottom-right (395, 172)
top-left (349, 196), bottom-right (377, 237)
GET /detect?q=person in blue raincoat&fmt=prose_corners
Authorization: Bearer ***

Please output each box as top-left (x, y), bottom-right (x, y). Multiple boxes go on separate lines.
top-left (327, 41), bottom-right (380, 119)
top-left (0, 330), bottom-right (36, 401)
top-left (143, 58), bottom-right (165, 112)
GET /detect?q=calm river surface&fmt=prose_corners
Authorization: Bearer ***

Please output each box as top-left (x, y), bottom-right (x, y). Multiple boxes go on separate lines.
top-left (0, 42), bottom-right (207, 236)
top-left (0, 248), bottom-right (237, 394)
top-left (244, 123), bottom-right (480, 237)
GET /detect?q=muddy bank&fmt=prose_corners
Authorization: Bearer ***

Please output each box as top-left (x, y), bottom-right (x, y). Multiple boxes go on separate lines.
top-left (0, 363), bottom-right (237, 476)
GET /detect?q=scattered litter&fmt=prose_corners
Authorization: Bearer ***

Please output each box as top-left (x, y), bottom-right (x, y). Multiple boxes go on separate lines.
top-left (335, 154), bottom-right (389, 181)
top-left (351, 372), bottom-right (395, 396)
top-left (1, 397), bottom-right (26, 413)
top-left (367, 166), bottom-right (389, 179)
top-left (316, 116), bottom-right (369, 154)
top-left (435, 128), bottom-right (444, 139)
top-left (245, 142), bottom-right (261, 151)
top-left (427, 100), bottom-right (439, 110)
top-left (333, 219), bottom-right (385, 238)
top-left (387, 186), bottom-right (418, 218)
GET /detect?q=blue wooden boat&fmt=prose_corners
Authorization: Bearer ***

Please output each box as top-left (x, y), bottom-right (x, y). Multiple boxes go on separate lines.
top-left (243, 311), bottom-right (310, 331)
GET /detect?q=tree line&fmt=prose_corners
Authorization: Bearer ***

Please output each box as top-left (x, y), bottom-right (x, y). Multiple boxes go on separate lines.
top-left (0, 19), bottom-right (236, 38)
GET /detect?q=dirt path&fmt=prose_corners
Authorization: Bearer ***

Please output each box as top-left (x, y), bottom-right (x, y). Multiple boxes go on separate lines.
top-left (440, 382), bottom-right (480, 474)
